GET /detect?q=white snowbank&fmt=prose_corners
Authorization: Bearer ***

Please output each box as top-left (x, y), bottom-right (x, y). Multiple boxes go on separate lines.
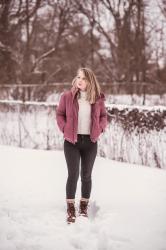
top-left (0, 145), bottom-right (166, 250)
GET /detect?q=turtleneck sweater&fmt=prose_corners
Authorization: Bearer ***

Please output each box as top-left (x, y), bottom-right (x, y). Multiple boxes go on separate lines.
top-left (77, 91), bottom-right (91, 135)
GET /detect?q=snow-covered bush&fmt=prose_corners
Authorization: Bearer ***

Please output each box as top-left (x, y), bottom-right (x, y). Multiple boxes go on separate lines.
top-left (99, 105), bottom-right (166, 169)
top-left (0, 101), bottom-right (165, 169)
top-left (107, 106), bottom-right (165, 133)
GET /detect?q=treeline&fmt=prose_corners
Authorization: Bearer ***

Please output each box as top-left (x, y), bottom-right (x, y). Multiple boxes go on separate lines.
top-left (0, 0), bottom-right (166, 86)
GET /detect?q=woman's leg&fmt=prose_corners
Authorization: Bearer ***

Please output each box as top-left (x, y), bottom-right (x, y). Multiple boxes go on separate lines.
top-left (64, 140), bottom-right (80, 199)
top-left (80, 139), bottom-right (97, 199)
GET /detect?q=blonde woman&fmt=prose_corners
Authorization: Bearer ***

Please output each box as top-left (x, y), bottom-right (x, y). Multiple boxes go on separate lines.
top-left (56, 68), bottom-right (107, 224)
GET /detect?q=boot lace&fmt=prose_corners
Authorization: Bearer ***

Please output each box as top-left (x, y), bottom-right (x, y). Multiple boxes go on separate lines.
top-left (80, 201), bottom-right (88, 215)
top-left (67, 203), bottom-right (76, 218)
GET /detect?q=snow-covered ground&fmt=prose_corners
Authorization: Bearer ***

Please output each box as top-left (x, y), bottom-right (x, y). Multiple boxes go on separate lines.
top-left (0, 145), bottom-right (166, 250)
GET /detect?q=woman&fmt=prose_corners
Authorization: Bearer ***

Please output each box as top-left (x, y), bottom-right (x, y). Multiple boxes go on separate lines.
top-left (56, 67), bottom-right (107, 223)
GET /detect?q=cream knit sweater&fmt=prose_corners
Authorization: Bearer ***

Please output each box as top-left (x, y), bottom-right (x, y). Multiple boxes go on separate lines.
top-left (77, 91), bottom-right (91, 134)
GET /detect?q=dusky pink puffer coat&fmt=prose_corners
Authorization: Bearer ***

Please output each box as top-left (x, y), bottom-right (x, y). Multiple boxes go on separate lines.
top-left (56, 88), bottom-right (107, 144)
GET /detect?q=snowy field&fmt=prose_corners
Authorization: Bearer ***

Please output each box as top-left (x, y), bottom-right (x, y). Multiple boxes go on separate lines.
top-left (0, 145), bottom-right (166, 250)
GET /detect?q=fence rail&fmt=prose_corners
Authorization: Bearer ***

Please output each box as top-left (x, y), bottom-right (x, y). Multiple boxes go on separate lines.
top-left (0, 82), bottom-right (166, 103)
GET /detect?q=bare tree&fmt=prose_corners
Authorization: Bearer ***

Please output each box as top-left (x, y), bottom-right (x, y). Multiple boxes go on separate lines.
top-left (0, 0), bottom-right (42, 84)
top-left (0, 0), bottom-right (165, 87)
top-left (30, 0), bottom-right (77, 83)
top-left (0, 0), bottom-right (16, 83)
top-left (158, 0), bottom-right (166, 18)
top-left (76, 0), bottom-right (149, 82)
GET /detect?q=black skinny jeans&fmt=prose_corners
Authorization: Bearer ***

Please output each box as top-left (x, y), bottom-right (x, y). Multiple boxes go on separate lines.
top-left (64, 134), bottom-right (97, 199)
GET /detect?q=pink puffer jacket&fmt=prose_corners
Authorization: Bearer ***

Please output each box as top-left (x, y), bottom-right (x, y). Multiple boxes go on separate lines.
top-left (56, 88), bottom-right (107, 144)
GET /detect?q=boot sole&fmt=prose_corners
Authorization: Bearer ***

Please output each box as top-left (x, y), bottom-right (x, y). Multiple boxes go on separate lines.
top-left (66, 217), bottom-right (76, 224)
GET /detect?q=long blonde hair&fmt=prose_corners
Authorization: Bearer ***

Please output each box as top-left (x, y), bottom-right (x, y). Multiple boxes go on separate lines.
top-left (72, 68), bottom-right (101, 104)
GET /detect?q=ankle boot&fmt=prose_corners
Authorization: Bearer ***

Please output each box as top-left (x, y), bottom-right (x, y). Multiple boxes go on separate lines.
top-left (79, 200), bottom-right (89, 217)
top-left (67, 202), bottom-right (76, 223)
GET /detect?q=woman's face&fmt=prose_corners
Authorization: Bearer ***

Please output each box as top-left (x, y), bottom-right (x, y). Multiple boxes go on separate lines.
top-left (76, 70), bottom-right (88, 91)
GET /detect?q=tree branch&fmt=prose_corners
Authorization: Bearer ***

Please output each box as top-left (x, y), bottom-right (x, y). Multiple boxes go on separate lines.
top-left (31, 48), bottom-right (56, 72)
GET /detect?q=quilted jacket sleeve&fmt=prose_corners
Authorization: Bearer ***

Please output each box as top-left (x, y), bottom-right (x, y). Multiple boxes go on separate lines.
top-left (56, 93), bottom-right (66, 133)
top-left (99, 98), bottom-right (108, 132)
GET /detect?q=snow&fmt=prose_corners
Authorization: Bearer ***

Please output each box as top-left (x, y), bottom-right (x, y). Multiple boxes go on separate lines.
top-left (0, 145), bottom-right (166, 250)
top-left (106, 103), bottom-right (166, 111)
top-left (0, 100), bottom-right (57, 106)
top-left (1, 98), bottom-right (166, 110)
top-left (106, 94), bottom-right (166, 107)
